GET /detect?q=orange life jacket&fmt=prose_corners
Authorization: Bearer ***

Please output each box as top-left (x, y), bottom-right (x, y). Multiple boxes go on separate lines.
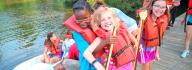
top-left (45, 39), bottom-right (61, 55)
top-left (95, 21), bottom-right (135, 67)
top-left (166, 0), bottom-right (174, 5)
top-left (63, 34), bottom-right (73, 39)
top-left (188, 0), bottom-right (192, 15)
top-left (143, 14), bottom-right (169, 47)
top-left (64, 15), bottom-right (96, 43)
top-left (143, 15), bottom-right (160, 47)
top-left (157, 14), bottom-right (169, 40)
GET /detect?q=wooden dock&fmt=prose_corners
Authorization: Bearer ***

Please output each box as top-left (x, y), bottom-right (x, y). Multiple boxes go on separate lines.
top-left (136, 14), bottom-right (192, 70)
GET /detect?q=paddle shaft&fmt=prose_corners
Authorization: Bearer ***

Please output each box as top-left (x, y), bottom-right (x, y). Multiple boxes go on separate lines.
top-left (134, 20), bottom-right (145, 70)
top-left (105, 26), bottom-right (118, 70)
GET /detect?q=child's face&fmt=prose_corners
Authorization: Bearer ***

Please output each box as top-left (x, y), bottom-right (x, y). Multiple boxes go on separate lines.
top-left (100, 12), bottom-right (114, 31)
top-left (74, 10), bottom-right (91, 29)
top-left (51, 33), bottom-right (57, 40)
top-left (152, 0), bottom-right (167, 17)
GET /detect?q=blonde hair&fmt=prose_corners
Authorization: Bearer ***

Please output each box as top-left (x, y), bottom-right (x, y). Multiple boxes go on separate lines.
top-left (91, 8), bottom-right (119, 31)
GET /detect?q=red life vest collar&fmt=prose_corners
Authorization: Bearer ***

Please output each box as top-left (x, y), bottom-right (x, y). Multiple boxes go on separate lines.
top-left (64, 15), bottom-right (96, 43)
top-left (64, 34), bottom-right (73, 39)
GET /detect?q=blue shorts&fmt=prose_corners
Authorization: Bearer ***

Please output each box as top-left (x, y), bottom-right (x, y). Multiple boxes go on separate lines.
top-left (187, 15), bottom-right (192, 25)
top-left (48, 43), bottom-right (63, 59)
top-left (187, 21), bottom-right (192, 25)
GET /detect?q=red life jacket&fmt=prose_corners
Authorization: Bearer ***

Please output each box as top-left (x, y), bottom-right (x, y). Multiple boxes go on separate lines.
top-left (95, 21), bottom-right (135, 67)
top-left (157, 14), bottom-right (169, 40)
top-left (64, 15), bottom-right (96, 43)
top-left (63, 34), bottom-right (73, 39)
top-left (188, 0), bottom-right (192, 15)
top-left (45, 39), bottom-right (61, 55)
top-left (166, 0), bottom-right (174, 5)
top-left (143, 14), bottom-right (169, 47)
top-left (143, 15), bottom-right (160, 47)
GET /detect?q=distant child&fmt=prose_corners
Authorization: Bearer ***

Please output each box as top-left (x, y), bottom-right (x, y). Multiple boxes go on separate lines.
top-left (63, 29), bottom-right (79, 60)
top-left (41, 32), bottom-right (65, 64)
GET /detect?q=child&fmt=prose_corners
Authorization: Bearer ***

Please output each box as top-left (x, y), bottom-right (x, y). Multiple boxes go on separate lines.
top-left (63, 30), bottom-right (75, 57)
top-left (138, 0), bottom-right (169, 70)
top-left (92, 1), bottom-right (138, 36)
top-left (83, 8), bottom-right (138, 70)
top-left (181, 0), bottom-right (192, 58)
top-left (64, 0), bottom-right (103, 70)
top-left (41, 32), bottom-right (65, 64)
top-left (63, 29), bottom-right (79, 60)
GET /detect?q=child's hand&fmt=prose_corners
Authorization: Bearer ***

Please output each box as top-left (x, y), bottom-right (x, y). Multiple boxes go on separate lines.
top-left (105, 36), bottom-right (117, 45)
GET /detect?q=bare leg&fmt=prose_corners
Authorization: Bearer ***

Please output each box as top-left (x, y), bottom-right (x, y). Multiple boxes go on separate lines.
top-left (181, 25), bottom-right (192, 58)
top-left (185, 26), bottom-right (192, 50)
top-left (149, 61), bottom-right (152, 70)
top-left (142, 62), bottom-right (150, 70)
top-left (41, 55), bottom-right (51, 63)
top-left (50, 57), bottom-right (60, 64)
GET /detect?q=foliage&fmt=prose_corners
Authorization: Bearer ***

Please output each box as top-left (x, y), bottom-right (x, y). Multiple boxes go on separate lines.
top-left (105, 0), bottom-right (143, 18)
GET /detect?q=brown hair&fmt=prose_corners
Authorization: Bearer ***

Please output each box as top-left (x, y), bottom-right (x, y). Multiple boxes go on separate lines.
top-left (93, 0), bottom-right (107, 10)
top-left (44, 32), bottom-right (54, 47)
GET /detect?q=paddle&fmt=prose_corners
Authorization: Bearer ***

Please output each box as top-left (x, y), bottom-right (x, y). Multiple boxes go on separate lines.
top-left (105, 20), bottom-right (119, 70)
top-left (134, 9), bottom-right (148, 70)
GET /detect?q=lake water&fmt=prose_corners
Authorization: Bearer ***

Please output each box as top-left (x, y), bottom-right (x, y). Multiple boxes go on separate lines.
top-left (0, 0), bottom-right (72, 69)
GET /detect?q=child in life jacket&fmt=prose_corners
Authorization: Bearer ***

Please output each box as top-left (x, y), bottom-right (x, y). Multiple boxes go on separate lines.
top-left (64, 0), bottom-right (104, 70)
top-left (138, 0), bottom-right (169, 70)
top-left (41, 32), bottom-right (65, 64)
top-left (63, 29), bottom-right (79, 60)
top-left (92, 1), bottom-right (138, 36)
top-left (83, 8), bottom-right (138, 70)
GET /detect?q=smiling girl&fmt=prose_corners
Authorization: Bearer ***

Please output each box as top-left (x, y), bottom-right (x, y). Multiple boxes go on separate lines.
top-left (83, 8), bottom-right (138, 70)
top-left (138, 0), bottom-right (169, 70)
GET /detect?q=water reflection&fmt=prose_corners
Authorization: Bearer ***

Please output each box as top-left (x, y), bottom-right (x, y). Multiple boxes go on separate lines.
top-left (0, 0), bottom-right (71, 69)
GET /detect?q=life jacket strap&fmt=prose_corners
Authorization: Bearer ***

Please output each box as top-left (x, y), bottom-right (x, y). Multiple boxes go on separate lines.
top-left (112, 45), bottom-right (131, 58)
top-left (142, 37), bottom-right (159, 41)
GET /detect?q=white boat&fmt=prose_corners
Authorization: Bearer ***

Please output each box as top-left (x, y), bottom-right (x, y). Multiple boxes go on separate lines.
top-left (13, 55), bottom-right (54, 70)
top-left (13, 39), bottom-right (79, 70)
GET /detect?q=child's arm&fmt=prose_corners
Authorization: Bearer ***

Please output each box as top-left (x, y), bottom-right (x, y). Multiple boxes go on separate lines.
top-left (93, 36), bottom-right (117, 54)
top-left (83, 37), bottom-right (105, 70)
top-left (128, 29), bottom-right (138, 48)
top-left (43, 46), bottom-right (50, 63)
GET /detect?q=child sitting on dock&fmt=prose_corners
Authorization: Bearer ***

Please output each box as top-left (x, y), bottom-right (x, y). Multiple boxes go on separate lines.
top-left (41, 32), bottom-right (65, 64)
